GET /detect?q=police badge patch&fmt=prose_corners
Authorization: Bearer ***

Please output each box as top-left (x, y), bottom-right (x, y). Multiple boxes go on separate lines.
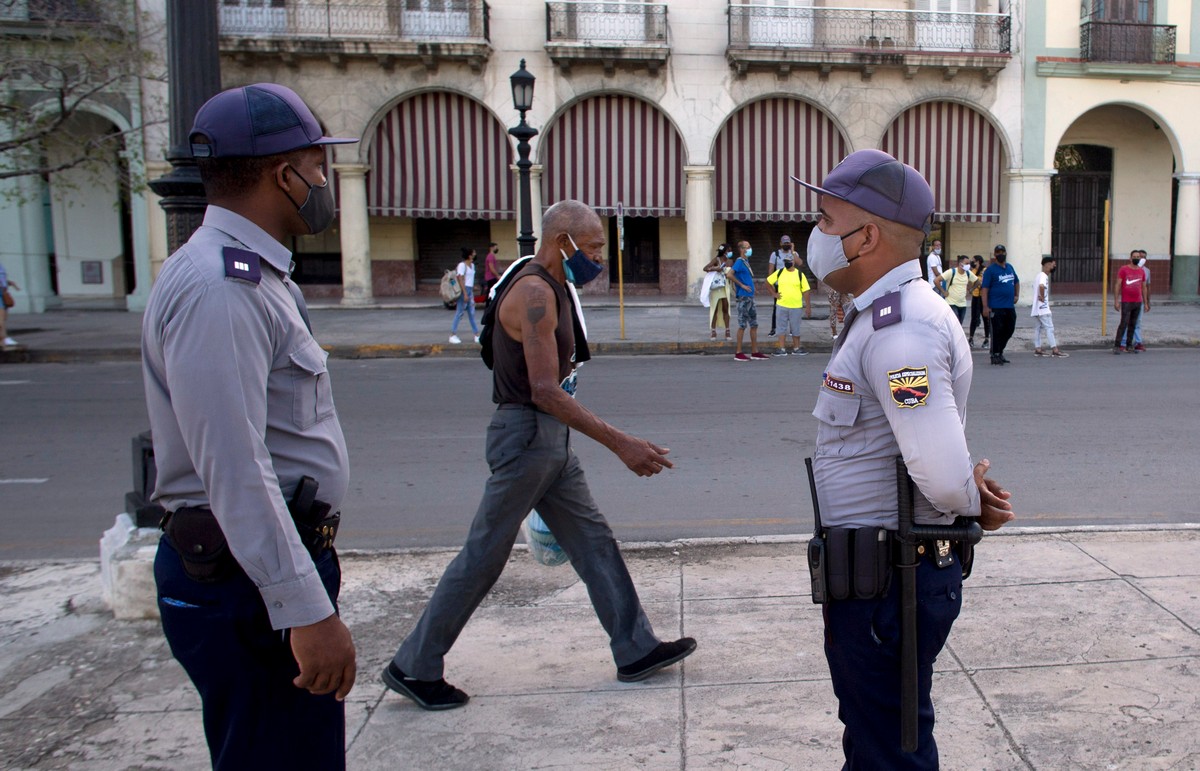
top-left (887, 366), bottom-right (929, 408)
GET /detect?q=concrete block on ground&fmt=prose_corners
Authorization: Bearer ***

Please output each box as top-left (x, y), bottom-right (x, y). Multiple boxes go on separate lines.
top-left (99, 513), bottom-right (160, 620)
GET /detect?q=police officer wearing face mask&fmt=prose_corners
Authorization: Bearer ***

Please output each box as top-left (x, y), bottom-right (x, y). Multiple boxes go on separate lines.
top-left (793, 150), bottom-right (1015, 769)
top-left (142, 84), bottom-right (357, 769)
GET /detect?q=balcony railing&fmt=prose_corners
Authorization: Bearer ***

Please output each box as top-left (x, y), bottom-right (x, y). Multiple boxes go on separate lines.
top-left (219, 0), bottom-right (490, 42)
top-left (1080, 20), bottom-right (1175, 65)
top-left (1, 0), bottom-right (106, 24)
top-left (546, 1), bottom-right (667, 45)
top-left (728, 4), bottom-right (1011, 55)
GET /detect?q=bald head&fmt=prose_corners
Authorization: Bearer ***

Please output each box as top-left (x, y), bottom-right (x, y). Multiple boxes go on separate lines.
top-left (542, 200), bottom-right (600, 243)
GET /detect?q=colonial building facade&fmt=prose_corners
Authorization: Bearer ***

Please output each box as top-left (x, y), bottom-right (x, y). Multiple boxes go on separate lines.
top-left (7, 1), bottom-right (1199, 311)
top-left (201, 0), bottom-right (1025, 300)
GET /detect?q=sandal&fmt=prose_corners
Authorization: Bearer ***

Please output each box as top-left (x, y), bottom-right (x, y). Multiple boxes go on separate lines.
top-left (1034, 349), bottom-right (1045, 356)
top-left (1052, 350), bottom-right (1070, 358)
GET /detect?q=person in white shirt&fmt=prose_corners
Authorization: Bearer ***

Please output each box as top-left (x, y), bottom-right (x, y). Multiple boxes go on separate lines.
top-left (450, 248), bottom-right (480, 344)
top-left (1032, 256), bottom-right (1069, 358)
top-left (925, 240), bottom-right (943, 289)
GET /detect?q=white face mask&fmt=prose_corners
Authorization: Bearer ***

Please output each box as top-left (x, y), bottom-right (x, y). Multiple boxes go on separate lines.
top-left (1138, 257), bottom-right (1147, 268)
top-left (933, 247), bottom-right (942, 256)
top-left (806, 225), bottom-right (864, 282)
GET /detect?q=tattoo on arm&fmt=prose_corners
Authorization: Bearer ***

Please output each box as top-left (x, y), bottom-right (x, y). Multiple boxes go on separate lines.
top-left (526, 290), bottom-right (548, 325)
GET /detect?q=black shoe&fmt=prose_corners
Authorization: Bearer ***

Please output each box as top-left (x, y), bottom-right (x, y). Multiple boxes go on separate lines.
top-left (990, 355), bottom-right (1003, 366)
top-left (381, 663), bottom-right (469, 710)
top-left (617, 638), bottom-right (697, 683)
top-left (1113, 347), bottom-right (1122, 355)
top-left (1000, 355), bottom-right (1011, 364)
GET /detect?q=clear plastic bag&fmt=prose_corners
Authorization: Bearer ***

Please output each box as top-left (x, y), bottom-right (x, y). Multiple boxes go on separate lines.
top-left (522, 510), bottom-right (569, 567)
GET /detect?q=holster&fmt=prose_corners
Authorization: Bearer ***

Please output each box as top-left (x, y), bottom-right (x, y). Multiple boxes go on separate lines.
top-left (162, 507), bottom-right (236, 583)
top-left (814, 527), bottom-right (894, 602)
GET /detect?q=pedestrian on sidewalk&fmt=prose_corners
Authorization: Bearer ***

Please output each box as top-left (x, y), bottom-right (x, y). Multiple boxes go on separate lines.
top-left (925, 239), bottom-right (943, 290)
top-left (450, 247), bottom-right (480, 344)
top-left (796, 148), bottom-right (1015, 770)
top-left (1032, 256), bottom-right (1069, 358)
top-left (0, 260), bottom-right (20, 347)
top-left (981, 244), bottom-right (1019, 365)
top-left (826, 284), bottom-right (851, 339)
top-left (702, 243), bottom-right (732, 340)
top-left (766, 252), bottom-right (811, 356)
top-left (141, 83), bottom-right (357, 770)
top-left (382, 200), bottom-right (695, 711)
top-left (729, 241), bottom-right (769, 361)
top-left (938, 255), bottom-right (977, 327)
top-left (1131, 249), bottom-right (1150, 351)
top-left (483, 242), bottom-right (502, 298)
top-left (1113, 248), bottom-right (1148, 354)
top-left (767, 235), bottom-right (795, 336)
top-left (968, 255), bottom-right (989, 348)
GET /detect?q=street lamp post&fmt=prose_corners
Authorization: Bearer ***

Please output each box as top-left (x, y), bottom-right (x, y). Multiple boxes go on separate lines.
top-left (508, 60), bottom-right (538, 257)
top-left (147, 0), bottom-right (221, 254)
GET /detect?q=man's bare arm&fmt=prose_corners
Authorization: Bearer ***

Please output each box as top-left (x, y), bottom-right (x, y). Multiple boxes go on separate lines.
top-left (500, 277), bottom-right (672, 477)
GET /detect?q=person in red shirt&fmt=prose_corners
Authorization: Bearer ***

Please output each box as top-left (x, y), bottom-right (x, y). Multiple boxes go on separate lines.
top-left (1113, 249), bottom-right (1149, 354)
top-left (483, 242), bottom-right (502, 297)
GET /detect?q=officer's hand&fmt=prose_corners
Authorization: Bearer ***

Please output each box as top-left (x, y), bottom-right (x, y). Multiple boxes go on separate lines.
top-left (291, 613), bottom-right (357, 700)
top-left (973, 459), bottom-right (1014, 531)
top-left (615, 434), bottom-right (673, 477)
top-left (982, 307), bottom-right (991, 318)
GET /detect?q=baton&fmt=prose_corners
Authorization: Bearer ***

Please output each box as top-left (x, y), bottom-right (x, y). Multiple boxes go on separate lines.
top-left (895, 457), bottom-right (983, 753)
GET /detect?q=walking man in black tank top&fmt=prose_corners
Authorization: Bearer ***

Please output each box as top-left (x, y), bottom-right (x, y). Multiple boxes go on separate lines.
top-left (382, 200), bottom-right (697, 710)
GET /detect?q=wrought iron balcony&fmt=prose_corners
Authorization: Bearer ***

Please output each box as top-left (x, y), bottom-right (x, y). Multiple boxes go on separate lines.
top-left (727, 3), bottom-right (1011, 80)
top-left (545, 1), bottom-right (669, 75)
top-left (1080, 19), bottom-right (1175, 65)
top-left (219, 1), bottom-right (491, 70)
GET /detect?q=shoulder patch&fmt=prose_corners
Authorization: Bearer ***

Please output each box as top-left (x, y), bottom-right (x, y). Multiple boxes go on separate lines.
top-left (872, 292), bottom-right (901, 329)
top-left (823, 372), bottom-right (855, 394)
top-left (223, 247), bottom-right (262, 285)
top-left (887, 366), bottom-right (929, 408)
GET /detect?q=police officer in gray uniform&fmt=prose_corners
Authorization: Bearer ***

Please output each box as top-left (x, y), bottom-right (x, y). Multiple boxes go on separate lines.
top-left (142, 83), bottom-right (357, 769)
top-left (793, 150), bottom-right (1015, 769)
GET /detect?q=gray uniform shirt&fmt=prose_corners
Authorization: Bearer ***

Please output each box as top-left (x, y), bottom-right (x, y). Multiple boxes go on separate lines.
top-left (813, 261), bottom-right (980, 529)
top-left (142, 206), bottom-right (349, 630)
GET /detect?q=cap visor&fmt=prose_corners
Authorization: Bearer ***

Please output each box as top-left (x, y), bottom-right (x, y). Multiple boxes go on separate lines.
top-left (313, 136), bottom-right (359, 145)
top-left (790, 174), bottom-right (844, 202)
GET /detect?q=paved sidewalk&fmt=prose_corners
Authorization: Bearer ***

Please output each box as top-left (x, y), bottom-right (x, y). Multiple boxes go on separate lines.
top-left (3, 294), bottom-right (1198, 363)
top-left (2, 528), bottom-right (1198, 769)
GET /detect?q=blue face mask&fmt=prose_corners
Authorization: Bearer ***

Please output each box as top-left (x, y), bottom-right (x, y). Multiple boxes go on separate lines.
top-left (744, 247), bottom-right (753, 258)
top-left (561, 234), bottom-right (604, 285)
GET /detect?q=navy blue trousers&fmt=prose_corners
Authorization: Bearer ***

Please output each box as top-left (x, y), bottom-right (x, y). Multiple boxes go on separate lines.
top-left (155, 537), bottom-right (345, 771)
top-left (823, 555), bottom-right (963, 770)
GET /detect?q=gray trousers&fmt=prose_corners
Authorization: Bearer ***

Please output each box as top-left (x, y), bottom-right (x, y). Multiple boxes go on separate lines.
top-left (393, 406), bottom-right (660, 680)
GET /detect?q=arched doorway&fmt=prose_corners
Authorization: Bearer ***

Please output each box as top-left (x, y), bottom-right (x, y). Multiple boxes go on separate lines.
top-left (881, 101), bottom-right (1005, 261)
top-left (45, 111), bottom-right (134, 305)
top-left (365, 91), bottom-right (514, 293)
top-left (713, 97), bottom-right (848, 277)
top-left (1052, 104), bottom-right (1176, 291)
top-left (541, 94), bottom-right (685, 293)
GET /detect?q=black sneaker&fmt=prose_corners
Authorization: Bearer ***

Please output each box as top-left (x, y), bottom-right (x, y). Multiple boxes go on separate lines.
top-left (617, 638), bottom-right (697, 683)
top-left (793, 348), bottom-right (809, 356)
top-left (381, 663), bottom-right (469, 710)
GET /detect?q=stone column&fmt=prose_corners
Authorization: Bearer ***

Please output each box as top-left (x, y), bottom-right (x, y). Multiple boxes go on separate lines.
top-left (1004, 169), bottom-right (1055, 305)
top-left (684, 166), bottom-right (716, 296)
top-left (11, 176), bottom-right (54, 313)
top-left (1172, 172), bottom-right (1200, 299)
top-left (334, 164), bottom-right (374, 307)
top-left (530, 164), bottom-right (544, 241)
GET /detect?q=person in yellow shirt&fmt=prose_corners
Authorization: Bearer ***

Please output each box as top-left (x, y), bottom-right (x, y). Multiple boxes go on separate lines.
top-left (766, 255), bottom-right (811, 356)
top-left (938, 255), bottom-right (978, 329)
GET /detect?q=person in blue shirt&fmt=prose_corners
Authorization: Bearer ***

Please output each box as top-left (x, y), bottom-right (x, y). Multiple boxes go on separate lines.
top-left (727, 241), bottom-right (768, 361)
top-left (981, 244), bottom-right (1019, 366)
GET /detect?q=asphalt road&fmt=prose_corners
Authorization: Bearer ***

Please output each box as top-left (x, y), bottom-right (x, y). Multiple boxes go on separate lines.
top-left (2, 348), bottom-right (1197, 560)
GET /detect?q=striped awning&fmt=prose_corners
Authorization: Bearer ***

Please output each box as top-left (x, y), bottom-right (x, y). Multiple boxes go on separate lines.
top-left (367, 92), bottom-right (514, 219)
top-left (881, 102), bottom-right (1003, 223)
top-left (714, 98), bottom-right (849, 222)
top-left (542, 95), bottom-right (684, 217)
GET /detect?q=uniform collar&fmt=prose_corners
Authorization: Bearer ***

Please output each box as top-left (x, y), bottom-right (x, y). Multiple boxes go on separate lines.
top-left (853, 261), bottom-right (922, 312)
top-left (202, 206), bottom-right (294, 276)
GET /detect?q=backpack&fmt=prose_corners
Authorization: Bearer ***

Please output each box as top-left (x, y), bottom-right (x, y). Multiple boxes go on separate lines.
top-left (479, 256), bottom-right (533, 370)
top-left (439, 269), bottom-right (461, 303)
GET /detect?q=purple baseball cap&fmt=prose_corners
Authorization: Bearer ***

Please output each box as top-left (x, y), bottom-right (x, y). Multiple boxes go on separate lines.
top-left (189, 83), bottom-right (357, 159)
top-left (791, 149), bottom-right (934, 234)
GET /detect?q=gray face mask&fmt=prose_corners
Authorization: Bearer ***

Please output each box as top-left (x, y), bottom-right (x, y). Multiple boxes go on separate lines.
top-left (806, 225), bottom-right (864, 282)
top-left (287, 166), bottom-right (335, 235)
